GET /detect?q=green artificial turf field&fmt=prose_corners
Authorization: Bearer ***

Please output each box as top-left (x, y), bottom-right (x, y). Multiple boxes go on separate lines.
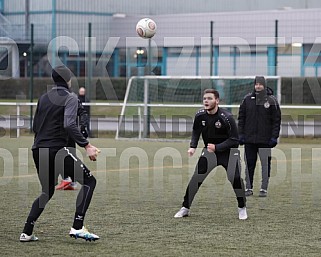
top-left (0, 136), bottom-right (321, 256)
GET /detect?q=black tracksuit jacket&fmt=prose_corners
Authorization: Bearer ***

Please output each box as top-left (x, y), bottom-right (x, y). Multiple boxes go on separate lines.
top-left (238, 87), bottom-right (281, 144)
top-left (32, 84), bottom-right (89, 149)
top-left (190, 107), bottom-right (239, 152)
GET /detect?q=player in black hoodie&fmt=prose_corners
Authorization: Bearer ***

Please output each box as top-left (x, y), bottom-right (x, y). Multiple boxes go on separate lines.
top-left (238, 76), bottom-right (281, 197)
top-left (20, 65), bottom-right (100, 242)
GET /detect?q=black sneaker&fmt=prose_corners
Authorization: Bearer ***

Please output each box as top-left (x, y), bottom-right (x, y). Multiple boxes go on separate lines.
top-left (245, 189), bottom-right (253, 197)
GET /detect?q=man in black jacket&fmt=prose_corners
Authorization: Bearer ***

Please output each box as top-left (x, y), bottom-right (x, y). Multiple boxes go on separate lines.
top-left (174, 89), bottom-right (247, 220)
top-left (238, 76), bottom-right (281, 197)
top-left (20, 65), bottom-right (100, 242)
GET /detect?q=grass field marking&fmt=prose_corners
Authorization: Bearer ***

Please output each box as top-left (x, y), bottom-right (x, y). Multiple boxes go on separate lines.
top-left (104, 164), bottom-right (192, 173)
top-left (0, 157), bottom-right (320, 180)
top-left (0, 164), bottom-right (193, 180)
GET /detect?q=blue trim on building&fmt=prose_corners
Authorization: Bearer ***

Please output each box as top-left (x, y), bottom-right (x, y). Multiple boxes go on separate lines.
top-left (162, 47), bottom-right (167, 75)
top-left (113, 48), bottom-right (119, 77)
top-left (0, 0), bottom-right (4, 13)
top-left (214, 46), bottom-right (219, 76)
top-left (195, 46), bottom-right (200, 76)
top-left (267, 46), bottom-right (276, 76)
top-left (55, 10), bottom-right (114, 16)
top-left (3, 10), bottom-right (114, 16)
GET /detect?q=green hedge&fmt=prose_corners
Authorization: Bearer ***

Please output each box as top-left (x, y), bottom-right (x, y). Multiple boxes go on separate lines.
top-left (0, 77), bottom-right (127, 101)
top-left (0, 77), bottom-right (320, 104)
top-left (281, 77), bottom-right (321, 104)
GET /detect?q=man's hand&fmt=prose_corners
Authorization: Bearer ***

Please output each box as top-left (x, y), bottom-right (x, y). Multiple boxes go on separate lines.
top-left (207, 143), bottom-right (215, 152)
top-left (187, 148), bottom-right (196, 157)
top-left (85, 143), bottom-right (100, 161)
top-left (239, 135), bottom-right (245, 145)
top-left (269, 138), bottom-right (278, 148)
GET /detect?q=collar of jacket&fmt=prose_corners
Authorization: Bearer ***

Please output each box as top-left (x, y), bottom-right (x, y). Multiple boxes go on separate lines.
top-left (53, 83), bottom-right (70, 90)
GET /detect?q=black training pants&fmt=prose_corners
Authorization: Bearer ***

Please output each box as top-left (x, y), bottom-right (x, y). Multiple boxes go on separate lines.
top-left (182, 148), bottom-right (246, 209)
top-left (27, 147), bottom-right (96, 223)
top-left (244, 143), bottom-right (271, 191)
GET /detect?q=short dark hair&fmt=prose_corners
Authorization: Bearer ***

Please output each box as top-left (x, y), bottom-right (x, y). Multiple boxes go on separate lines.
top-left (203, 89), bottom-right (219, 99)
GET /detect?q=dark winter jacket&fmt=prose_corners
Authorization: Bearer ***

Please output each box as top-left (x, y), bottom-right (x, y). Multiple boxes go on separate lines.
top-left (238, 87), bottom-right (281, 145)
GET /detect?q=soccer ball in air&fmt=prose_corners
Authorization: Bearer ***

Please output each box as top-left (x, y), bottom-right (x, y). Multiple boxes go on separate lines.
top-left (136, 18), bottom-right (157, 39)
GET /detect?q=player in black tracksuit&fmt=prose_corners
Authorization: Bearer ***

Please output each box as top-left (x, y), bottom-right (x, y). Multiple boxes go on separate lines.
top-left (20, 66), bottom-right (100, 242)
top-left (238, 76), bottom-right (281, 197)
top-left (174, 89), bottom-right (247, 220)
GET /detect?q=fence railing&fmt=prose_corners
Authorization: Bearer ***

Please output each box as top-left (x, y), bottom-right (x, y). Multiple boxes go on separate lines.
top-left (1, 102), bottom-right (321, 138)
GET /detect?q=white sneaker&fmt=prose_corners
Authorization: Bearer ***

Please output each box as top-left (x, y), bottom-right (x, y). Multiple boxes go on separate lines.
top-left (238, 207), bottom-right (248, 220)
top-left (174, 207), bottom-right (190, 218)
top-left (69, 226), bottom-right (99, 241)
top-left (259, 189), bottom-right (268, 197)
top-left (20, 233), bottom-right (38, 242)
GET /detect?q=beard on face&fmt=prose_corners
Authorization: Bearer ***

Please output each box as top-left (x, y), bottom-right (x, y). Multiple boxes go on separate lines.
top-left (204, 101), bottom-right (216, 111)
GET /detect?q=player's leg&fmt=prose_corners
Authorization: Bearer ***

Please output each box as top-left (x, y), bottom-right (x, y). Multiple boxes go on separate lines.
top-left (175, 149), bottom-right (217, 217)
top-left (21, 148), bottom-right (57, 241)
top-left (58, 147), bottom-right (99, 241)
top-left (56, 144), bottom-right (77, 190)
top-left (258, 145), bottom-right (271, 197)
top-left (244, 144), bottom-right (258, 195)
top-left (221, 149), bottom-right (246, 207)
top-left (221, 149), bottom-right (247, 220)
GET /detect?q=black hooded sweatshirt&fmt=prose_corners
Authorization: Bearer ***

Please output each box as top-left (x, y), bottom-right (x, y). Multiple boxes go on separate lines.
top-left (32, 83), bottom-right (89, 149)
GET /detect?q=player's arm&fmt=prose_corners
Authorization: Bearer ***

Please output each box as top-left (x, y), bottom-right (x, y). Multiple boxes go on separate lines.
top-left (64, 95), bottom-right (98, 160)
top-left (215, 114), bottom-right (239, 152)
top-left (237, 98), bottom-right (246, 135)
top-left (64, 95), bottom-right (88, 147)
top-left (189, 114), bottom-right (202, 156)
top-left (190, 114), bottom-right (202, 149)
top-left (77, 99), bottom-right (89, 138)
top-left (270, 96), bottom-right (281, 139)
top-left (32, 101), bottom-right (40, 134)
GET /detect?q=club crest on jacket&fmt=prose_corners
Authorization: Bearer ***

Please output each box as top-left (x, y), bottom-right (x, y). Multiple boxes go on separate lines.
top-left (215, 121), bottom-right (222, 128)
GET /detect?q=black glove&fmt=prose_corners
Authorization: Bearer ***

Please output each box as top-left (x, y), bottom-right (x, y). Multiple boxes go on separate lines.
top-left (80, 126), bottom-right (88, 138)
top-left (269, 138), bottom-right (278, 148)
top-left (239, 135), bottom-right (245, 145)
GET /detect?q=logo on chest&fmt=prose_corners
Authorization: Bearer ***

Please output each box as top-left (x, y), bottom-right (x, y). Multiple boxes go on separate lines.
top-left (264, 101), bottom-right (270, 109)
top-left (215, 120), bottom-right (222, 128)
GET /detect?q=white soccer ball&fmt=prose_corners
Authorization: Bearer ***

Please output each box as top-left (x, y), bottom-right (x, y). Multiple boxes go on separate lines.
top-left (136, 18), bottom-right (157, 39)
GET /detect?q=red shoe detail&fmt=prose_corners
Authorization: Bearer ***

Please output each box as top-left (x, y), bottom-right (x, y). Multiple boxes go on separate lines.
top-left (64, 184), bottom-right (78, 190)
top-left (56, 180), bottom-right (72, 190)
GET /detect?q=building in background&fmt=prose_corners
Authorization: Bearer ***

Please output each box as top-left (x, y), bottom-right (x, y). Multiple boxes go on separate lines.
top-left (0, 0), bottom-right (321, 78)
